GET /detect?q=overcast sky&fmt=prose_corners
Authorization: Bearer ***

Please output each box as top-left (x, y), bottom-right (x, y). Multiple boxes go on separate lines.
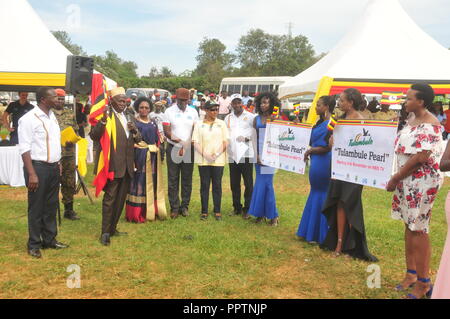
top-left (28, 0), bottom-right (450, 76)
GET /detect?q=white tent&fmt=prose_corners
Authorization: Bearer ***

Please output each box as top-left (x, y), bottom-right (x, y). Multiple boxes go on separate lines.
top-left (0, 0), bottom-right (117, 91)
top-left (279, 0), bottom-right (450, 100)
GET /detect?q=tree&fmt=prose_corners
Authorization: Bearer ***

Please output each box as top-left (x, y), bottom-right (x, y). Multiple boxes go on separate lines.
top-left (236, 29), bottom-right (317, 76)
top-left (148, 66), bottom-right (175, 78)
top-left (160, 66), bottom-right (175, 78)
top-left (92, 50), bottom-right (138, 82)
top-left (236, 29), bottom-right (272, 75)
top-left (148, 67), bottom-right (159, 78)
top-left (51, 31), bottom-right (86, 56)
top-left (194, 38), bottom-right (235, 89)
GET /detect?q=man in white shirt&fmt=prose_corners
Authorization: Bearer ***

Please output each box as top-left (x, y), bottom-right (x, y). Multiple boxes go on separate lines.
top-left (163, 88), bottom-right (199, 218)
top-left (218, 91), bottom-right (232, 120)
top-left (18, 87), bottom-right (69, 258)
top-left (224, 95), bottom-right (256, 219)
top-left (241, 90), bottom-right (251, 106)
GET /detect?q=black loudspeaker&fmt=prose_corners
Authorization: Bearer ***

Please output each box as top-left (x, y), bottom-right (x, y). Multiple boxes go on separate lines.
top-left (65, 55), bottom-right (94, 95)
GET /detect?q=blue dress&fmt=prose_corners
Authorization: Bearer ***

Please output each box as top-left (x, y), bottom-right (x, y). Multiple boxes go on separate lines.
top-left (125, 120), bottom-right (159, 222)
top-left (248, 116), bottom-right (278, 219)
top-left (297, 119), bottom-right (330, 243)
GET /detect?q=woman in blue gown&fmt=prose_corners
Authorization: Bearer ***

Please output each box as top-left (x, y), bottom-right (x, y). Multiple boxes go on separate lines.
top-left (248, 92), bottom-right (280, 226)
top-left (297, 96), bottom-right (335, 243)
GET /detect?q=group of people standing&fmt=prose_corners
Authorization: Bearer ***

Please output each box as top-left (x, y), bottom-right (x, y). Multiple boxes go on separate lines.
top-left (15, 83), bottom-right (449, 299)
top-left (297, 84), bottom-right (450, 299)
top-left (126, 87), bottom-right (278, 224)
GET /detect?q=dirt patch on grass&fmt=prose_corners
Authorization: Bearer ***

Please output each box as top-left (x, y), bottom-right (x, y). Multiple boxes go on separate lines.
top-left (0, 187), bottom-right (27, 201)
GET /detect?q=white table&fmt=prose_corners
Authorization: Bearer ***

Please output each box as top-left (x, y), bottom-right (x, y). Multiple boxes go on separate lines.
top-left (0, 145), bottom-right (26, 187)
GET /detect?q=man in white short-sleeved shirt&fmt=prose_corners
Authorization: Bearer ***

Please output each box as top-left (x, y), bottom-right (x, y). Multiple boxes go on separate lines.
top-left (163, 88), bottom-right (199, 218)
top-left (18, 87), bottom-right (68, 258)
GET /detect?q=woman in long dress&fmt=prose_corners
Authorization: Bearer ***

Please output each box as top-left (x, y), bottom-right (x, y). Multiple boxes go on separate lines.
top-left (320, 88), bottom-right (378, 262)
top-left (125, 97), bottom-right (167, 222)
top-left (387, 84), bottom-right (444, 299)
top-left (432, 142), bottom-right (450, 299)
top-left (297, 96), bottom-right (335, 244)
top-left (247, 92), bottom-right (279, 226)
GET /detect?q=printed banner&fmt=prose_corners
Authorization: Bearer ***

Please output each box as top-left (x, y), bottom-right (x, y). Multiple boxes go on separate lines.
top-left (331, 119), bottom-right (398, 189)
top-left (261, 120), bottom-right (312, 174)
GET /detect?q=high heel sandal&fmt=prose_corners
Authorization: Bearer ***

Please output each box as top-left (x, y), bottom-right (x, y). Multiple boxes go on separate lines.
top-left (332, 238), bottom-right (343, 257)
top-left (269, 217), bottom-right (279, 226)
top-left (395, 269), bottom-right (417, 291)
top-left (406, 277), bottom-right (433, 299)
top-left (254, 217), bottom-right (264, 224)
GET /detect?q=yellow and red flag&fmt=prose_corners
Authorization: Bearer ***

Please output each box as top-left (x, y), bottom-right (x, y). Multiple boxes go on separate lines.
top-left (327, 115), bottom-right (338, 131)
top-left (89, 74), bottom-right (117, 196)
top-left (272, 106), bottom-right (280, 117)
top-left (381, 91), bottom-right (404, 105)
top-left (89, 73), bottom-right (108, 126)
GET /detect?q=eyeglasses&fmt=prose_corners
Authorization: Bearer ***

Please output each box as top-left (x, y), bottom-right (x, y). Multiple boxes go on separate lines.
top-left (207, 108), bottom-right (219, 112)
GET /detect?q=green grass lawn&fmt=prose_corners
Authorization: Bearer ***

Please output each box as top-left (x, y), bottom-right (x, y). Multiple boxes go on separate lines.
top-left (0, 163), bottom-right (448, 299)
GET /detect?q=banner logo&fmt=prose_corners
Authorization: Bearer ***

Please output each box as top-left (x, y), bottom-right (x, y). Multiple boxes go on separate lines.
top-left (278, 128), bottom-right (295, 141)
top-left (349, 129), bottom-right (373, 147)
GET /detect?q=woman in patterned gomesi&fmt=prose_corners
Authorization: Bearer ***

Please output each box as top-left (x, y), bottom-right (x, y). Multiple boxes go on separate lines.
top-left (386, 83), bottom-right (444, 299)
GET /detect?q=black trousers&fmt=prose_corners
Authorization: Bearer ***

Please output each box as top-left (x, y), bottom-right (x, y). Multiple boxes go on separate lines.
top-left (229, 160), bottom-right (254, 213)
top-left (101, 173), bottom-right (131, 235)
top-left (199, 166), bottom-right (224, 214)
top-left (166, 143), bottom-right (194, 213)
top-left (24, 162), bottom-right (60, 249)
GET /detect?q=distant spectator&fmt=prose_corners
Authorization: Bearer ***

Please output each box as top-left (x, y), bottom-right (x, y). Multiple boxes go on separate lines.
top-left (430, 101), bottom-right (446, 136)
top-left (218, 91), bottom-right (232, 120)
top-left (359, 97), bottom-right (373, 119)
top-left (241, 90), bottom-right (251, 106)
top-left (2, 92), bottom-right (34, 145)
top-left (443, 104), bottom-right (450, 139)
top-left (75, 96), bottom-right (88, 138)
top-left (373, 103), bottom-right (397, 120)
top-left (162, 92), bottom-right (172, 106)
top-left (367, 97), bottom-right (379, 113)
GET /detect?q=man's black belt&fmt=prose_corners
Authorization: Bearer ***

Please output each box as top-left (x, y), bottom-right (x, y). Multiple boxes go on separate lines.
top-left (31, 160), bottom-right (59, 167)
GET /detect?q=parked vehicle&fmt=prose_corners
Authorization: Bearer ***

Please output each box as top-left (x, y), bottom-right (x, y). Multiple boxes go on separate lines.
top-left (219, 76), bottom-right (292, 96)
top-left (126, 88), bottom-right (172, 99)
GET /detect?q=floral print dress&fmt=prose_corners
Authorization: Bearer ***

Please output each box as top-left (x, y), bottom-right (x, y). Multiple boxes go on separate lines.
top-left (392, 123), bottom-right (444, 233)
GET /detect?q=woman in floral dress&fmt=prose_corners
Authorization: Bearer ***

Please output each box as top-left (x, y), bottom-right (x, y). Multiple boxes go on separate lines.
top-left (387, 83), bottom-right (444, 299)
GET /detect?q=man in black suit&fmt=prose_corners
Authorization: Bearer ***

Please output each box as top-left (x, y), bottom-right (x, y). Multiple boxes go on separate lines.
top-left (90, 87), bottom-right (141, 246)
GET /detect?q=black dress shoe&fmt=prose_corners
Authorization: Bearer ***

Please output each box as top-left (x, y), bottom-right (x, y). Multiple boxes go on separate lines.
top-left (100, 233), bottom-right (110, 246)
top-left (64, 210), bottom-right (80, 220)
top-left (111, 230), bottom-right (128, 237)
top-left (229, 209), bottom-right (242, 216)
top-left (180, 208), bottom-right (189, 217)
top-left (43, 241), bottom-right (69, 249)
top-left (28, 248), bottom-right (42, 258)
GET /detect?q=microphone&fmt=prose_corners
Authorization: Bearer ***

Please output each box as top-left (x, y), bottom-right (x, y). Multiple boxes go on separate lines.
top-left (125, 107), bottom-right (135, 124)
top-left (125, 108), bottom-right (137, 134)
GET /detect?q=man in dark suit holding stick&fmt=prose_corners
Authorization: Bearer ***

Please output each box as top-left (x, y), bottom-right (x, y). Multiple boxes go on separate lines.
top-left (90, 87), bottom-right (141, 246)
